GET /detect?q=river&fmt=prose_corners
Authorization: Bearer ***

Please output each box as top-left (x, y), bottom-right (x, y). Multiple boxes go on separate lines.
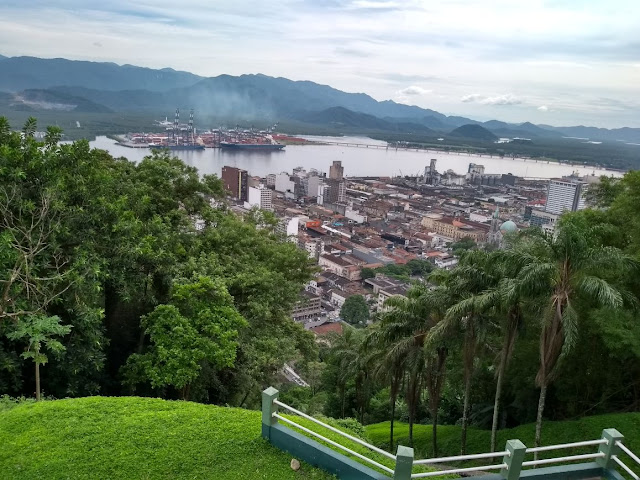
top-left (87, 136), bottom-right (621, 179)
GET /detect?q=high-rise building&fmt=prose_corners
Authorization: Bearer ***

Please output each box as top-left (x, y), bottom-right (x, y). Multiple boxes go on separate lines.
top-left (329, 161), bottom-right (344, 180)
top-left (246, 184), bottom-right (273, 210)
top-left (317, 183), bottom-right (330, 205)
top-left (301, 173), bottom-right (321, 198)
top-left (423, 159), bottom-right (439, 185)
top-left (545, 179), bottom-right (587, 215)
top-left (221, 166), bottom-right (248, 202)
top-left (325, 178), bottom-right (346, 204)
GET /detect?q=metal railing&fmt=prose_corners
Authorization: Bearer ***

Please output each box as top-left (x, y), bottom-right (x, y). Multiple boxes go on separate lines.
top-left (262, 387), bottom-right (640, 480)
top-left (272, 398), bottom-right (395, 475)
top-left (615, 440), bottom-right (640, 480)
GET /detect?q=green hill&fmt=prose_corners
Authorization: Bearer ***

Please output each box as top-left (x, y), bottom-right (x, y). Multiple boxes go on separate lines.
top-left (365, 413), bottom-right (640, 466)
top-left (448, 124), bottom-right (498, 141)
top-left (0, 397), bottom-right (334, 480)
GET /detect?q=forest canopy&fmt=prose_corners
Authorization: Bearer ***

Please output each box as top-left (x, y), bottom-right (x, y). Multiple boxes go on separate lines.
top-left (0, 117), bottom-right (315, 405)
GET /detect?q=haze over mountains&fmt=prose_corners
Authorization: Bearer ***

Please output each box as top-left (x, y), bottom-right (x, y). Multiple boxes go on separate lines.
top-left (1, 55), bottom-right (639, 144)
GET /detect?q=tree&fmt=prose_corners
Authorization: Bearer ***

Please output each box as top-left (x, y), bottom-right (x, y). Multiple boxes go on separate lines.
top-left (432, 250), bottom-right (497, 454)
top-left (505, 224), bottom-right (636, 457)
top-left (381, 285), bottom-right (451, 451)
top-left (360, 268), bottom-right (376, 280)
top-left (406, 259), bottom-right (433, 277)
top-left (450, 237), bottom-right (476, 256)
top-left (341, 295), bottom-right (370, 325)
top-left (7, 315), bottom-right (71, 400)
top-left (123, 277), bottom-right (246, 399)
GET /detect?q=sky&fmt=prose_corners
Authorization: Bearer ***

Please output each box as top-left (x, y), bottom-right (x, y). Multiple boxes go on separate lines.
top-left (1, 0), bottom-right (639, 128)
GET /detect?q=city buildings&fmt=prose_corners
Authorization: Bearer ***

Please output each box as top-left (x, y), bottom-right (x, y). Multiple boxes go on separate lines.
top-left (224, 158), bottom-right (549, 331)
top-left (221, 166), bottom-right (248, 202)
top-left (277, 217), bottom-right (300, 241)
top-left (246, 184), bottom-right (273, 210)
top-left (291, 291), bottom-right (322, 322)
top-left (421, 214), bottom-right (488, 242)
top-left (545, 178), bottom-right (588, 215)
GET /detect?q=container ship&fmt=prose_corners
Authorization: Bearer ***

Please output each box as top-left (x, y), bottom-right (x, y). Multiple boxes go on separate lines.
top-left (166, 144), bottom-right (205, 151)
top-left (220, 141), bottom-right (285, 151)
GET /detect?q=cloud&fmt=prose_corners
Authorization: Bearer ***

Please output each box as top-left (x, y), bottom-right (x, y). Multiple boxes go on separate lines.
top-left (0, 0), bottom-right (639, 127)
top-left (538, 105), bottom-right (549, 111)
top-left (396, 86), bottom-right (432, 96)
top-left (461, 94), bottom-right (485, 103)
top-left (334, 46), bottom-right (371, 58)
top-left (461, 93), bottom-right (523, 105)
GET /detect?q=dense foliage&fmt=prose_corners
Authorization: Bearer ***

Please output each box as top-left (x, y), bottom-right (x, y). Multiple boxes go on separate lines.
top-left (340, 295), bottom-right (370, 326)
top-left (0, 117), bottom-right (315, 406)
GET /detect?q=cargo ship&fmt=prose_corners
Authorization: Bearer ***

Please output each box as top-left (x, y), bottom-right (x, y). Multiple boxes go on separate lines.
top-left (166, 144), bottom-right (205, 151)
top-left (220, 141), bottom-right (285, 151)
top-left (148, 143), bottom-right (205, 150)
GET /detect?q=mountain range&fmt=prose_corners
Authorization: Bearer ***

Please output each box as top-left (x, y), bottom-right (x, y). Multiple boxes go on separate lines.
top-left (1, 55), bottom-right (639, 144)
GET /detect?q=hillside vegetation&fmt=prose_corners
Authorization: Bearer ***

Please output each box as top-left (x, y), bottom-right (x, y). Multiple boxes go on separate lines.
top-left (366, 413), bottom-right (640, 463)
top-left (0, 397), bottom-right (335, 480)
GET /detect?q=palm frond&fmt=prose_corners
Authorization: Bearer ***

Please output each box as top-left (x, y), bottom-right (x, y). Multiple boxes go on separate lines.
top-left (576, 275), bottom-right (623, 309)
top-left (559, 300), bottom-right (578, 358)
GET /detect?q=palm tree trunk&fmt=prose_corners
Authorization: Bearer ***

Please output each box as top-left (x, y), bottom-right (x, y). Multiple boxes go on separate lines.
top-left (390, 394), bottom-right (396, 451)
top-left (461, 373), bottom-right (471, 455)
top-left (432, 408), bottom-right (439, 457)
top-left (534, 384), bottom-right (548, 462)
top-left (35, 361), bottom-right (41, 401)
top-left (409, 415), bottom-right (414, 447)
top-left (491, 345), bottom-right (509, 452)
top-left (238, 385), bottom-right (252, 408)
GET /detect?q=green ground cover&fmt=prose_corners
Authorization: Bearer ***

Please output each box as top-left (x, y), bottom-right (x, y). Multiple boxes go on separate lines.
top-left (0, 396), bottom-right (335, 480)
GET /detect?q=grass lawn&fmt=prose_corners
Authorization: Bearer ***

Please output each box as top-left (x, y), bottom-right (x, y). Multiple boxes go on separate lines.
top-left (0, 396), bottom-right (336, 480)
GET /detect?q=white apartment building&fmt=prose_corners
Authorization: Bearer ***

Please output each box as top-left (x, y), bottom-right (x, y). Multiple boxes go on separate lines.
top-left (545, 179), bottom-right (587, 215)
top-left (277, 216), bottom-right (300, 242)
top-left (246, 185), bottom-right (273, 211)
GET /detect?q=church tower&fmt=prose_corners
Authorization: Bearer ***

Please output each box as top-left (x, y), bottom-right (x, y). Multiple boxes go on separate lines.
top-left (488, 207), bottom-right (503, 247)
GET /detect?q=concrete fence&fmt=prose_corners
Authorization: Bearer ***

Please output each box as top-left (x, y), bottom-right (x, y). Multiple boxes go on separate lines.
top-left (262, 387), bottom-right (639, 480)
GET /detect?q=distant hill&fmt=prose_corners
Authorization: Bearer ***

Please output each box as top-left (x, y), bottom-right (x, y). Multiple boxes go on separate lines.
top-left (483, 120), bottom-right (510, 130)
top-left (0, 56), bottom-right (202, 92)
top-left (0, 55), bottom-right (639, 143)
top-left (13, 89), bottom-right (112, 113)
top-left (449, 124), bottom-right (498, 141)
top-left (296, 106), bottom-right (434, 133)
top-left (538, 124), bottom-right (640, 144)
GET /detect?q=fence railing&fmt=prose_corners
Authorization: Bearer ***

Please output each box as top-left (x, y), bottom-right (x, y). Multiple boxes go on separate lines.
top-left (262, 387), bottom-right (639, 480)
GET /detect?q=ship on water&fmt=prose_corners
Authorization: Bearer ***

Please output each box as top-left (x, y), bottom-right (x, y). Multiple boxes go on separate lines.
top-left (220, 141), bottom-right (284, 151)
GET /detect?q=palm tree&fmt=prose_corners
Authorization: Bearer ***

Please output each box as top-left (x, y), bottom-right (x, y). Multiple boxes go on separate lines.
top-left (330, 327), bottom-right (363, 418)
top-left (504, 223), bottom-right (636, 458)
top-left (432, 251), bottom-right (497, 455)
top-left (446, 249), bottom-right (529, 452)
top-left (380, 284), bottom-right (451, 451)
top-left (362, 324), bottom-right (405, 451)
top-left (488, 277), bottom-right (526, 452)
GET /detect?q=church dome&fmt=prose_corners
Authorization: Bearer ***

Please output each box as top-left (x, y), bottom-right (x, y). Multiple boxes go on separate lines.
top-left (500, 220), bottom-right (518, 233)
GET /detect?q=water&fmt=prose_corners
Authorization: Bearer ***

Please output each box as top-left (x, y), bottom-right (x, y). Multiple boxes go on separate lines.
top-left (88, 136), bottom-right (621, 179)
